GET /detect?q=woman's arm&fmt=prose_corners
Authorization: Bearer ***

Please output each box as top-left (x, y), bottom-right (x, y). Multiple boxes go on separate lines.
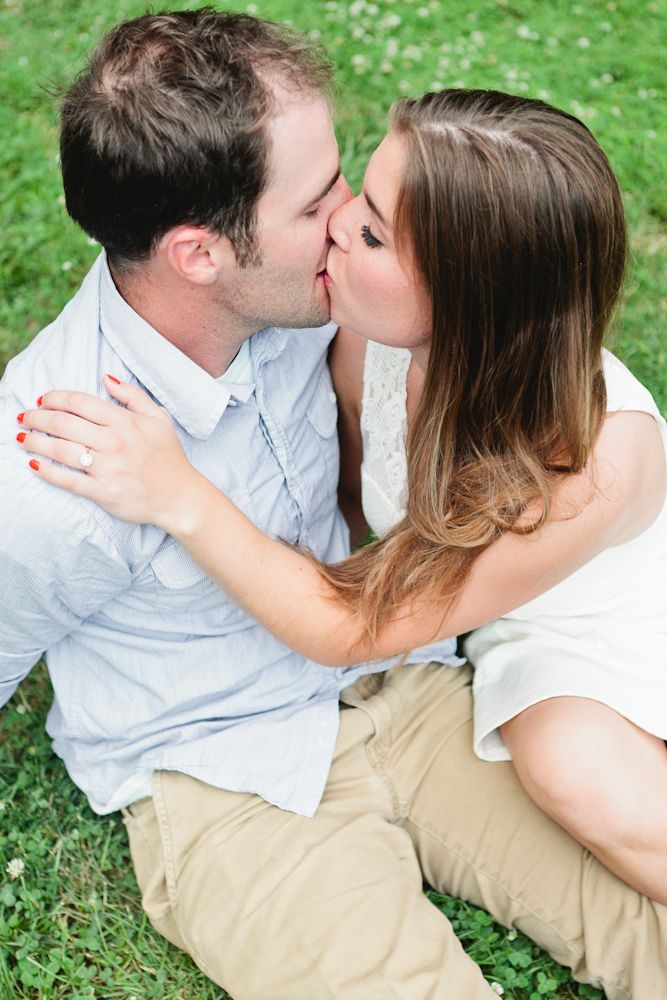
top-left (329, 327), bottom-right (368, 549)
top-left (16, 380), bottom-right (665, 666)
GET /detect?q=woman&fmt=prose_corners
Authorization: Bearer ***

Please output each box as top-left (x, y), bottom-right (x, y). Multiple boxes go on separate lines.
top-left (17, 89), bottom-right (667, 903)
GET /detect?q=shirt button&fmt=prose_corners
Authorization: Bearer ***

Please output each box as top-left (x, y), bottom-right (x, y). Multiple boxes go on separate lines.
top-left (328, 391), bottom-right (336, 403)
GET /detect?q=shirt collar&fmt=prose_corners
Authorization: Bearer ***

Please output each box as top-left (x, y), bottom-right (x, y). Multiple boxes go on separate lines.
top-left (98, 255), bottom-right (261, 439)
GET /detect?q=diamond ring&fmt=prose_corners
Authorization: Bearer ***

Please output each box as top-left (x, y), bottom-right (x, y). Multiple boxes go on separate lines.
top-left (79, 448), bottom-right (94, 469)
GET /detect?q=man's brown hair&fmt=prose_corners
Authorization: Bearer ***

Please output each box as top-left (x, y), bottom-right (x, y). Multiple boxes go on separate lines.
top-left (60, 8), bottom-right (333, 270)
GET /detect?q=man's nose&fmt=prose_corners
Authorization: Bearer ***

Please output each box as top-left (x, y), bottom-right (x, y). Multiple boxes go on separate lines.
top-left (337, 174), bottom-right (353, 204)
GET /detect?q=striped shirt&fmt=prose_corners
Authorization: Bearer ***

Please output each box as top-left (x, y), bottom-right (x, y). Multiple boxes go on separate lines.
top-left (0, 254), bottom-right (458, 816)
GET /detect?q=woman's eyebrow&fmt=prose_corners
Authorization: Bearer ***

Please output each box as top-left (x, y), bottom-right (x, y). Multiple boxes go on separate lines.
top-left (363, 188), bottom-right (391, 228)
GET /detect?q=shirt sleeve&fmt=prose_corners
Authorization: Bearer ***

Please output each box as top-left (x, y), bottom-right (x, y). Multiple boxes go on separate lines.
top-left (0, 456), bottom-right (132, 707)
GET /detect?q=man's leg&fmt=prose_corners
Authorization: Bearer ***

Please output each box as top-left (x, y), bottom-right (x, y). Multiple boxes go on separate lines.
top-left (123, 698), bottom-right (498, 1000)
top-left (375, 662), bottom-right (666, 1000)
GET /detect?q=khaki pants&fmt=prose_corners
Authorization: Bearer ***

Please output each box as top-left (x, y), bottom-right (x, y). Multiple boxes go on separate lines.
top-left (123, 664), bottom-right (666, 999)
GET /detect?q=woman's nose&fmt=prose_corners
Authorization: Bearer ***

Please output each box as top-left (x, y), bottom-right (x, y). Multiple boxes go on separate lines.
top-left (328, 196), bottom-right (357, 252)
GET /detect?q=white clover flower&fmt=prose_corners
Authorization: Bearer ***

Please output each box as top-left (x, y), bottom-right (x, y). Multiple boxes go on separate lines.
top-left (380, 60), bottom-right (393, 74)
top-left (382, 12), bottom-right (402, 28)
top-left (6, 858), bottom-right (25, 880)
top-left (645, 129), bottom-right (657, 139)
top-left (537, 89), bottom-right (550, 101)
top-left (611, 106), bottom-right (621, 116)
top-left (490, 984), bottom-right (505, 996)
top-left (460, 57), bottom-right (472, 70)
top-left (245, 3), bottom-right (258, 13)
top-left (577, 37), bottom-right (590, 48)
top-left (547, 36), bottom-right (559, 46)
top-left (429, 81), bottom-right (445, 92)
top-left (351, 25), bottom-right (365, 39)
top-left (600, 72), bottom-right (614, 84)
top-left (471, 31), bottom-right (486, 46)
top-left (398, 79), bottom-right (412, 93)
top-left (61, 260), bottom-right (73, 272)
top-left (516, 24), bottom-right (532, 38)
top-left (349, 0), bottom-right (365, 16)
top-left (417, 6), bottom-right (430, 16)
top-left (571, 100), bottom-right (597, 120)
top-left (572, 3), bottom-right (583, 12)
top-left (402, 45), bottom-right (423, 62)
top-left (600, 21), bottom-right (612, 31)
top-left (386, 38), bottom-right (400, 56)
top-left (57, 193), bottom-right (66, 206)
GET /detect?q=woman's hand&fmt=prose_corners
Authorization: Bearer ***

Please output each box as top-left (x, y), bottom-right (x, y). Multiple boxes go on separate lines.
top-left (16, 374), bottom-right (202, 534)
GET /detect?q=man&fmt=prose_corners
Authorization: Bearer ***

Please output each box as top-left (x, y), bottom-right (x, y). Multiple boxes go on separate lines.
top-left (0, 10), bottom-right (664, 999)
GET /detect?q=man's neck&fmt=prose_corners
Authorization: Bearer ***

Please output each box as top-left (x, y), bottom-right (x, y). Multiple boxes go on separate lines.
top-left (111, 264), bottom-right (252, 378)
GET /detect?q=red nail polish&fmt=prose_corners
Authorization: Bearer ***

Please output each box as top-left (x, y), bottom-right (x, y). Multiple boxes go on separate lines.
top-left (17, 412), bottom-right (25, 423)
top-left (16, 432), bottom-right (26, 443)
top-left (37, 396), bottom-right (43, 406)
top-left (106, 374), bottom-right (121, 384)
top-left (29, 459), bottom-right (40, 471)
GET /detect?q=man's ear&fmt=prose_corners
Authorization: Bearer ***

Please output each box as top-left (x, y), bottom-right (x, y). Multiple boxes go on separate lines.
top-left (160, 226), bottom-right (238, 285)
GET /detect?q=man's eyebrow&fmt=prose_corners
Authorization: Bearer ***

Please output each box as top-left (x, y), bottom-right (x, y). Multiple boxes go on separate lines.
top-left (307, 167), bottom-right (341, 207)
top-left (363, 189), bottom-right (391, 228)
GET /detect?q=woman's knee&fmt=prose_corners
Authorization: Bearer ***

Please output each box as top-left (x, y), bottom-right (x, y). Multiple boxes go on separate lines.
top-left (501, 700), bottom-right (640, 851)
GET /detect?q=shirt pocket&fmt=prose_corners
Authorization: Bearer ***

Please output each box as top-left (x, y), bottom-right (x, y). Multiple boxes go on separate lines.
top-left (306, 378), bottom-right (338, 440)
top-left (304, 373), bottom-right (339, 504)
top-left (148, 538), bottom-right (245, 628)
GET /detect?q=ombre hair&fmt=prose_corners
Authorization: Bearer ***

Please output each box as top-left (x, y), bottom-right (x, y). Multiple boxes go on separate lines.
top-left (322, 89), bottom-right (627, 640)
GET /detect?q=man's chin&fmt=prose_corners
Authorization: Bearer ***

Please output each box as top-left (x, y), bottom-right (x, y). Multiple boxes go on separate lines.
top-left (282, 303), bottom-right (332, 330)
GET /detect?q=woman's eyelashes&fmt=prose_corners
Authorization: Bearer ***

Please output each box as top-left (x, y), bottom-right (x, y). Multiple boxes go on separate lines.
top-left (360, 224), bottom-right (382, 248)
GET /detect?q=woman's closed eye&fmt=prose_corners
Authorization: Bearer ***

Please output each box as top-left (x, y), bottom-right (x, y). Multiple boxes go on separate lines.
top-left (360, 224), bottom-right (382, 248)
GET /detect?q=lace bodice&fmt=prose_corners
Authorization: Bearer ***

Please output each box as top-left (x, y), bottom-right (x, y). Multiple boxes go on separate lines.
top-left (360, 342), bottom-right (411, 537)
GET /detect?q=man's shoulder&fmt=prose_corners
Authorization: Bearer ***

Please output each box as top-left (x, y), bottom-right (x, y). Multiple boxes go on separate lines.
top-left (1, 256), bottom-right (106, 427)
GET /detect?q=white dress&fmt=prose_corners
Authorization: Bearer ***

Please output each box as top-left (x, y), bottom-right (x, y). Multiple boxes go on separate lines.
top-left (360, 341), bottom-right (667, 760)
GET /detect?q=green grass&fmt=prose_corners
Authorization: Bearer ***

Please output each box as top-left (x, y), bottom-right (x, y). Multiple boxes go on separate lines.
top-left (1, 0), bottom-right (665, 996)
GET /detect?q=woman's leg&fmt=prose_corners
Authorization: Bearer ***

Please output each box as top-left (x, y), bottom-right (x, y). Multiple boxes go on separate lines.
top-left (501, 696), bottom-right (667, 904)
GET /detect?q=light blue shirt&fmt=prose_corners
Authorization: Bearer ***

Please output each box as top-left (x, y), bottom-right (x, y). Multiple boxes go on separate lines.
top-left (0, 255), bottom-right (459, 816)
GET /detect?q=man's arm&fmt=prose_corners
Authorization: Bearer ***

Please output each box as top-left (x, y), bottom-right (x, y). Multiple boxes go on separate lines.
top-left (329, 327), bottom-right (368, 550)
top-left (0, 463), bottom-right (132, 706)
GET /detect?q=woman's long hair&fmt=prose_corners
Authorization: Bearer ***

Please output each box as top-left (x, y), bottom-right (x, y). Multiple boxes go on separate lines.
top-left (322, 89), bottom-right (627, 642)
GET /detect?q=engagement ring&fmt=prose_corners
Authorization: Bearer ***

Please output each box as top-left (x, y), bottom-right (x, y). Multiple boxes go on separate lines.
top-left (80, 448), bottom-right (94, 469)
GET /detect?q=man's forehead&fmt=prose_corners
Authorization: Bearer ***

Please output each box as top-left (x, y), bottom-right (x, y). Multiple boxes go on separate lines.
top-left (260, 92), bottom-right (339, 206)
